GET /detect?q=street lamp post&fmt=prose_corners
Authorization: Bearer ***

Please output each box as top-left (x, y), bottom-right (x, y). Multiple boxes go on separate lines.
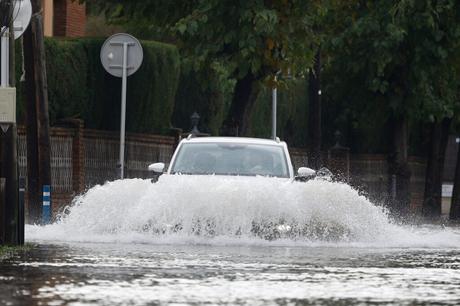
top-left (272, 70), bottom-right (288, 140)
top-left (271, 78), bottom-right (277, 140)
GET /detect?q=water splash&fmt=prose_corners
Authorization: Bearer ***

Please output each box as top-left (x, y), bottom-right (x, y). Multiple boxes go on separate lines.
top-left (26, 176), bottom-right (460, 247)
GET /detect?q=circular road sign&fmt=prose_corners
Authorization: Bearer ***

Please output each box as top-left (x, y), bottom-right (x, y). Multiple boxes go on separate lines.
top-left (13, 0), bottom-right (32, 39)
top-left (101, 33), bottom-right (144, 78)
top-left (100, 33), bottom-right (144, 78)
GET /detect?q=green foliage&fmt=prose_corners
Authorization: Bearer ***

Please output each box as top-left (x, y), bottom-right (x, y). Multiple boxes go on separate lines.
top-left (325, 0), bottom-right (460, 122)
top-left (172, 62), bottom-right (235, 135)
top-left (168, 0), bottom-right (321, 81)
top-left (17, 37), bottom-right (181, 133)
top-left (16, 1), bottom-right (460, 156)
top-left (45, 39), bottom-right (90, 124)
top-left (94, 0), bottom-right (325, 78)
top-left (86, 0), bottom-right (326, 134)
top-left (322, 0), bottom-right (460, 153)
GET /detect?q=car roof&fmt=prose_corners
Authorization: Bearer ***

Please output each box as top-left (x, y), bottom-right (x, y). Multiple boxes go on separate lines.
top-left (182, 136), bottom-right (286, 146)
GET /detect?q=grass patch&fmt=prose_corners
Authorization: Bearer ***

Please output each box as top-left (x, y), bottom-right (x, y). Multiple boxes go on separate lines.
top-left (0, 244), bottom-right (33, 261)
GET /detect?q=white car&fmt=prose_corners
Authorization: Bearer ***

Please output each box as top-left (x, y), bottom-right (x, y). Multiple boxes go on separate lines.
top-left (146, 136), bottom-right (327, 239)
top-left (148, 136), bottom-right (316, 181)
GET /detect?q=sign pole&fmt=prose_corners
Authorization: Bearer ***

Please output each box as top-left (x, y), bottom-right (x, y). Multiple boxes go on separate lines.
top-left (100, 33), bottom-right (143, 180)
top-left (119, 42), bottom-right (128, 179)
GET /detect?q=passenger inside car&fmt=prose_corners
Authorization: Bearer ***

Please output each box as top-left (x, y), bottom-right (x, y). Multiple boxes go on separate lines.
top-left (247, 151), bottom-right (274, 176)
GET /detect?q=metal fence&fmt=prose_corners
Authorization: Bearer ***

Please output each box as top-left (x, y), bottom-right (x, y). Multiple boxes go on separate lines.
top-left (17, 126), bottom-right (176, 211)
top-left (17, 126), bottom-right (427, 212)
top-left (84, 133), bottom-right (174, 186)
top-left (84, 136), bottom-right (119, 187)
top-left (51, 135), bottom-right (73, 192)
top-left (18, 132), bottom-right (73, 193)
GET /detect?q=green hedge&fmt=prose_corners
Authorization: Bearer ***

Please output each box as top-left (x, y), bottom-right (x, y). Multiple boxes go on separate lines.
top-left (17, 37), bottom-right (180, 134)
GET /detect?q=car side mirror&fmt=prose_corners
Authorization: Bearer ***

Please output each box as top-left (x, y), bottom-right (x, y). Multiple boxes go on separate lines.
top-left (297, 167), bottom-right (316, 177)
top-left (148, 162), bottom-right (165, 173)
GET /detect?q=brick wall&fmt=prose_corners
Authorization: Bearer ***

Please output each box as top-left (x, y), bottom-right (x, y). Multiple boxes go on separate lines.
top-left (53, 0), bottom-right (66, 36)
top-left (53, 0), bottom-right (86, 37)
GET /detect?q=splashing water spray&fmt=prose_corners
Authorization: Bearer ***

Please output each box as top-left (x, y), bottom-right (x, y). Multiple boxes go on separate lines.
top-left (27, 176), bottom-right (460, 248)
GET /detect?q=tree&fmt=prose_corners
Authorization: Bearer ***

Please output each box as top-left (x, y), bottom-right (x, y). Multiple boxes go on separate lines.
top-left (449, 58), bottom-right (460, 221)
top-left (323, 0), bottom-right (460, 216)
top-left (89, 0), bottom-right (323, 135)
top-left (450, 134), bottom-right (460, 220)
top-left (423, 117), bottom-right (452, 218)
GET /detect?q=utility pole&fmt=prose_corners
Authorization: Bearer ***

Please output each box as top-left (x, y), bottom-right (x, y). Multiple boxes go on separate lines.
top-left (0, 0), bottom-right (20, 245)
top-left (23, 0), bottom-right (51, 223)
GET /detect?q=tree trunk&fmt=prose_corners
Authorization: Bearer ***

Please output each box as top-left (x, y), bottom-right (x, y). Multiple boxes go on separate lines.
top-left (1, 125), bottom-right (18, 244)
top-left (450, 136), bottom-right (460, 220)
top-left (387, 114), bottom-right (411, 217)
top-left (308, 50), bottom-right (322, 169)
top-left (222, 73), bottom-right (260, 136)
top-left (23, 1), bottom-right (51, 224)
top-left (422, 118), bottom-right (451, 219)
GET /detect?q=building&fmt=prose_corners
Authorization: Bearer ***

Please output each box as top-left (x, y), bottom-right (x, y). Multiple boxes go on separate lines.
top-left (42, 0), bottom-right (86, 37)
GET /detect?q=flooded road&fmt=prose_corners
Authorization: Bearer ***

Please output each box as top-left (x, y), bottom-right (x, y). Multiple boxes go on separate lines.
top-left (2, 178), bottom-right (460, 305)
top-left (1, 242), bottom-right (460, 305)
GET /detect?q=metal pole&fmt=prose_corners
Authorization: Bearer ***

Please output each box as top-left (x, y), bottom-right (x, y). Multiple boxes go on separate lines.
top-left (119, 42), bottom-right (128, 179)
top-left (1, 27), bottom-right (9, 87)
top-left (271, 84), bottom-right (277, 140)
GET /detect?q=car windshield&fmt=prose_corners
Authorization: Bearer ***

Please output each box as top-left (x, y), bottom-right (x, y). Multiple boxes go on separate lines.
top-left (171, 143), bottom-right (289, 178)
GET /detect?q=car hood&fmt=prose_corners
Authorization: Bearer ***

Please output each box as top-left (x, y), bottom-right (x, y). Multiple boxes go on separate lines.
top-left (158, 173), bottom-right (293, 184)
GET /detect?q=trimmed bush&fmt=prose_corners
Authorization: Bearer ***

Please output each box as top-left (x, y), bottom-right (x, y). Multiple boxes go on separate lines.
top-left (16, 37), bottom-right (180, 134)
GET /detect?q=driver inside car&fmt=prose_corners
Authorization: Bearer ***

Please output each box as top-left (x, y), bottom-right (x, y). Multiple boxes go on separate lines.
top-left (247, 152), bottom-right (274, 176)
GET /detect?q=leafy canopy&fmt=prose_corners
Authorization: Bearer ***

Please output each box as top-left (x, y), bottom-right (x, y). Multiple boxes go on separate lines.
top-left (325, 0), bottom-right (460, 122)
top-left (89, 0), bottom-right (324, 83)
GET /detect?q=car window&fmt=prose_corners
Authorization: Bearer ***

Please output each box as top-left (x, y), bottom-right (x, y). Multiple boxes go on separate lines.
top-left (171, 143), bottom-right (289, 177)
